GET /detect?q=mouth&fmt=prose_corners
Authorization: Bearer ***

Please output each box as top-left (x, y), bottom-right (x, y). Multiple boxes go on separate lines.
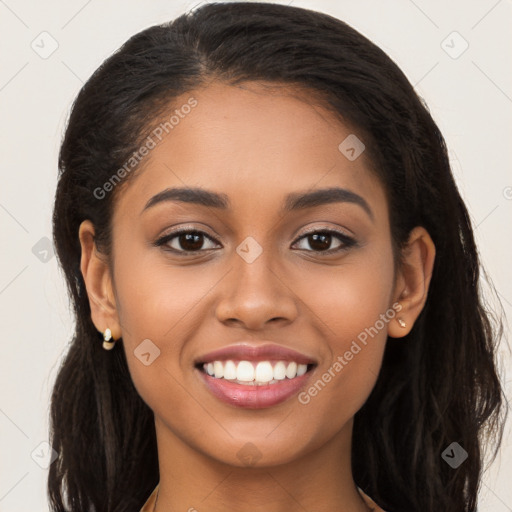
top-left (194, 359), bottom-right (317, 386)
top-left (194, 359), bottom-right (318, 409)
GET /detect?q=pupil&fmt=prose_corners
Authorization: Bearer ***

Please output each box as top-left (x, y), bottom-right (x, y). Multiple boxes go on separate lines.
top-left (177, 233), bottom-right (334, 252)
top-left (310, 233), bottom-right (330, 251)
top-left (180, 232), bottom-right (203, 251)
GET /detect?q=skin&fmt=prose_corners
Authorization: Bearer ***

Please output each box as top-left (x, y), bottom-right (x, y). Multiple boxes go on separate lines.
top-left (79, 81), bottom-right (435, 512)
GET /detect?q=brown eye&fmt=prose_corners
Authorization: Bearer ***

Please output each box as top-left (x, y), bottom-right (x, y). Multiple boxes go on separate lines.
top-left (307, 233), bottom-right (333, 251)
top-left (292, 229), bottom-right (356, 254)
top-left (177, 232), bottom-right (205, 251)
top-left (155, 230), bottom-right (220, 253)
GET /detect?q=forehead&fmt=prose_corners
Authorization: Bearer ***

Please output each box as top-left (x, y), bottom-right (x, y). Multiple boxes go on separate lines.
top-left (114, 81), bottom-right (387, 220)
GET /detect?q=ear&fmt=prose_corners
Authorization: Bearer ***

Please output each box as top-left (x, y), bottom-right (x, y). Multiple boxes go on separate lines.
top-left (388, 226), bottom-right (436, 338)
top-left (78, 220), bottom-right (122, 340)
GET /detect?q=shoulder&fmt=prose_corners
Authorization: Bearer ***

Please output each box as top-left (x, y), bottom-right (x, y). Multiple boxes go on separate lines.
top-left (140, 483), bottom-right (159, 512)
top-left (358, 487), bottom-right (388, 512)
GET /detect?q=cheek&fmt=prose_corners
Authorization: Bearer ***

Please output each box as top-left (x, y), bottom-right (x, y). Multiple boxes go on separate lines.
top-left (294, 245), bottom-right (395, 413)
top-left (113, 233), bottom-right (219, 342)
top-left (297, 244), bottom-right (395, 343)
top-left (110, 237), bottom-right (221, 392)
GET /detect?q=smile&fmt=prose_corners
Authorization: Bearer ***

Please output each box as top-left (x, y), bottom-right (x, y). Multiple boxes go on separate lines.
top-left (199, 359), bottom-right (312, 385)
top-left (195, 359), bottom-right (317, 409)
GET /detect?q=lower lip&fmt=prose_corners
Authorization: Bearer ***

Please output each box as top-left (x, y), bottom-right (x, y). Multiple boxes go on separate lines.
top-left (196, 366), bottom-right (315, 409)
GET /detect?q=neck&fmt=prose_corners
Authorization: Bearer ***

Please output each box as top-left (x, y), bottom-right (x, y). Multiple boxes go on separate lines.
top-left (152, 416), bottom-right (372, 512)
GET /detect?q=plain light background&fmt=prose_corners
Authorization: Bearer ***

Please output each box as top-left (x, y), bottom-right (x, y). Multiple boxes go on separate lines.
top-left (0, 0), bottom-right (511, 510)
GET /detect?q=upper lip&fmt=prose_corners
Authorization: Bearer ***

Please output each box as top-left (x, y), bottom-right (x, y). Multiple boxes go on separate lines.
top-left (194, 343), bottom-right (317, 365)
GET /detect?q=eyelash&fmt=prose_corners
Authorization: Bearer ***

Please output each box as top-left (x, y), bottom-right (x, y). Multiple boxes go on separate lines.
top-left (154, 227), bottom-right (357, 255)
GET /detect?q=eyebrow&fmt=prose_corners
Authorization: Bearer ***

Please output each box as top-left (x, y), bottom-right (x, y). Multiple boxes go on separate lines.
top-left (142, 186), bottom-right (374, 221)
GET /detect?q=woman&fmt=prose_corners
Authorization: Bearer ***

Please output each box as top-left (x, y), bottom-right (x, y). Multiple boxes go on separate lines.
top-left (48, 2), bottom-right (506, 511)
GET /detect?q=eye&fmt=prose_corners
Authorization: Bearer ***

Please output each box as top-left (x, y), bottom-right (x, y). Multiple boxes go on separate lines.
top-left (292, 229), bottom-right (356, 254)
top-left (154, 229), bottom-right (221, 253)
top-left (154, 227), bottom-right (357, 255)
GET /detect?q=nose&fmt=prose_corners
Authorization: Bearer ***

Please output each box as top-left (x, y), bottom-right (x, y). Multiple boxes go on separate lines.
top-left (215, 246), bottom-right (299, 331)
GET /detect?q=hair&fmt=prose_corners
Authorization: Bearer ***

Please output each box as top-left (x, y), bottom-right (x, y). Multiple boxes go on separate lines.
top-left (49, 2), bottom-right (507, 511)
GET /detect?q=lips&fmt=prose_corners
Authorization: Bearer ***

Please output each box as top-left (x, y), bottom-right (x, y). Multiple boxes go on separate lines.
top-left (197, 368), bottom-right (315, 409)
top-left (194, 342), bottom-right (317, 366)
top-left (193, 342), bottom-right (318, 408)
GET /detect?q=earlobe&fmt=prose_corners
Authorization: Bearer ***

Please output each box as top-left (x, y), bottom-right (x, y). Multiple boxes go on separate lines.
top-left (78, 220), bottom-right (122, 340)
top-left (388, 226), bottom-right (436, 339)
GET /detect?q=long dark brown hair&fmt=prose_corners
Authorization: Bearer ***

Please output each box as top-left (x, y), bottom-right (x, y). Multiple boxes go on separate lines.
top-left (49, 2), bottom-right (507, 511)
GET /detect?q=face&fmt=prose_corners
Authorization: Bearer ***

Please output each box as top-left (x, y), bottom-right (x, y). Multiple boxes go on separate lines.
top-left (105, 81), bottom-right (401, 467)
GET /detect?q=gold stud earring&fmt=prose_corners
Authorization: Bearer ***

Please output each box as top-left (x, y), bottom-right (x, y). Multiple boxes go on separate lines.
top-left (397, 318), bottom-right (406, 328)
top-left (102, 328), bottom-right (116, 350)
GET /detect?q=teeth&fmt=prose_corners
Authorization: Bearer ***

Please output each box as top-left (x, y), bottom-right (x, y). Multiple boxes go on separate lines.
top-left (297, 363), bottom-right (307, 376)
top-left (237, 361), bottom-right (254, 381)
top-left (255, 361), bottom-right (273, 382)
top-left (202, 360), bottom-right (309, 384)
top-left (213, 361), bottom-right (224, 379)
top-left (224, 360), bottom-right (237, 380)
top-left (273, 361), bottom-right (286, 380)
top-left (285, 362), bottom-right (297, 379)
